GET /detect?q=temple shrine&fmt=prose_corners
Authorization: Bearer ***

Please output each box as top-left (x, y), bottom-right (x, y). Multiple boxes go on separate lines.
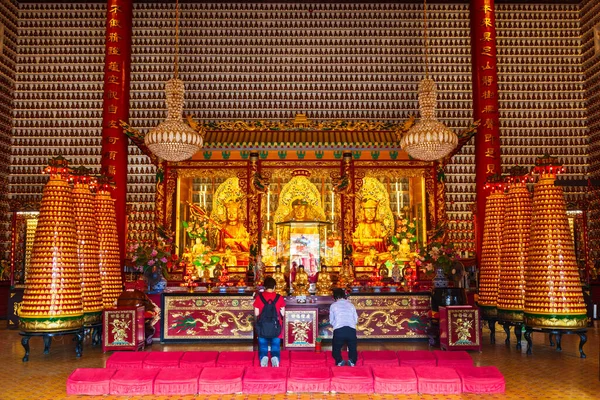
top-left (0, 0), bottom-right (599, 398)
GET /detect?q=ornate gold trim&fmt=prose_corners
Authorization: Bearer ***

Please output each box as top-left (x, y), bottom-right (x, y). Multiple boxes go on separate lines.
top-left (175, 161), bottom-right (248, 168)
top-left (176, 168), bottom-right (247, 179)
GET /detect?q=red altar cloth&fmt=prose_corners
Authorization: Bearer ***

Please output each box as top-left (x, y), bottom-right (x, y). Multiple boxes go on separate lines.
top-left (242, 367), bottom-right (288, 394)
top-left (372, 366), bottom-right (417, 394)
top-left (67, 368), bottom-right (116, 395)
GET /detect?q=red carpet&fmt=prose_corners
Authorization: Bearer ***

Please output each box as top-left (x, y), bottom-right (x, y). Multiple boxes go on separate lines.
top-left (66, 350), bottom-right (504, 395)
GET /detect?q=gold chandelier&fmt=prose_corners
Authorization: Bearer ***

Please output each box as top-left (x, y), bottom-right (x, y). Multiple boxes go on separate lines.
top-left (145, 0), bottom-right (202, 162)
top-left (400, 0), bottom-right (458, 161)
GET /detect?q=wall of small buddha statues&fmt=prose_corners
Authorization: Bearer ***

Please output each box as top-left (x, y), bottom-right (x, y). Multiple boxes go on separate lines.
top-left (0, 1), bottom-right (597, 265)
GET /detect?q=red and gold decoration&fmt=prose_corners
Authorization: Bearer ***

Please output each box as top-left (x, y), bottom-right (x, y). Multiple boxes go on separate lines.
top-left (72, 167), bottom-right (103, 326)
top-left (95, 177), bottom-right (123, 308)
top-left (102, 306), bottom-right (145, 352)
top-left (477, 176), bottom-right (505, 319)
top-left (19, 156), bottom-right (84, 332)
top-left (162, 294), bottom-right (254, 342)
top-left (284, 309), bottom-right (317, 348)
top-left (100, 0), bottom-right (133, 261)
top-left (439, 305), bottom-right (482, 351)
top-left (524, 155), bottom-right (587, 329)
top-left (497, 166), bottom-right (533, 323)
top-left (470, 0), bottom-right (502, 261)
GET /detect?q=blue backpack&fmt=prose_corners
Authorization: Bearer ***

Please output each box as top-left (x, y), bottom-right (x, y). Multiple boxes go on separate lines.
top-left (256, 293), bottom-right (282, 339)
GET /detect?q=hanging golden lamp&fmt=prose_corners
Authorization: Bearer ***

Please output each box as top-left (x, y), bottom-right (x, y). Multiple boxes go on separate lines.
top-left (144, 0), bottom-right (203, 162)
top-left (400, 0), bottom-right (458, 161)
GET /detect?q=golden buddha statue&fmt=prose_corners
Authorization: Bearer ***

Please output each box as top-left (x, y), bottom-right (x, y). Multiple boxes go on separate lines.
top-left (353, 198), bottom-right (388, 253)
top-left (219, 199), bottom-right (250, 252)
top-left (398, 238), bottom-right (411, 259)
top-left (337, 257), bottom-right (355, 288)
top-left (272, 264), bottom-right (288, 296)
top-left (292, 265), bottom-right (310, 296)
top-left (363, 246), bottom-right (380, 266)
top-left (284, 199), bottom-right (315, 221)
top-left (191, 237), bottom-right (205, 260)
top-left (221, 246), bottom-right (238, 267)
top-left (316, 265), bottom-right (333, 296)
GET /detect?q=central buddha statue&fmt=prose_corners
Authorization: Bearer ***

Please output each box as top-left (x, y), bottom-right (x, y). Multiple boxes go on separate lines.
top-left (353, 198), bottom-right (388, 253)
top-left (292, 265), bottom-right (310, 296)
top-left (316, 265), bottom-right (333, 296)
top-left (219, 199), bottom-right (250, 252)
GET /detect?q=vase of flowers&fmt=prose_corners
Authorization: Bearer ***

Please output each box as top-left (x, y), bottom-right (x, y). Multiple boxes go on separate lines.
top-left (415, 240), bottom-right (458, 287)
top-left (130, 227), bottom-right (176, 293)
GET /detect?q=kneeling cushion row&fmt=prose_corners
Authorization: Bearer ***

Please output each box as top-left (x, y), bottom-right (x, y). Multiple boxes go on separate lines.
top-left (290, 351), bottom-right (327, 368)
top-left (434, 350), bottom-right (473, 368)
top-left (179, 351), bottom-right (219, 368)
top-left (109, 369), bottom-right (158, 395)
top-left (217, 351), bottom-right (255, 368)
top-left (362, 350), bottom-right (398, 366)
top-left (330, 366), bottom-right (373, 394)
top-left (143, 351), bottom-right (185, 369)
top-left (287, 367), bottom-right (331, 393)
top-left (105, 351), bottom-right (148, 369)
top-left (67, 368), bottom-right (116, 395)
top-left (243, 367), bottom-right (288, 394)
top-left (415, 366), bottom-right (461, 395)
top-left (372, 366), bottom-right (417, 394)
top-left (153, 368), bottom-right (201, 395)
top-left (455, 366), bottom-right (505, 394)
top-left (198, 367), bottom-right (244, 394)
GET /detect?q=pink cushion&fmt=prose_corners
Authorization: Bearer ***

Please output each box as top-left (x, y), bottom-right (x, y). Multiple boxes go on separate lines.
top-left (396, 350), bottom-right (437, 367)
top-left (372, 366), bottom-right (417, 394)
top-left (153, 369), bottom-right (200, 395)
top-left (415, 366), bottom-right (462, 395)
top-left (242, 367), bottom-right (288, 394)
top-left (325, 350), bottom-right (364, 366)
top-left (66, 368), bottom-right (116, 395)
top-left (105, 352), bottom-right (149, 369)
top-left (143, 351), bottom-right (185, 369)
top-left (434, 350), bottom-right (473, 368)
top-left (109, 369), bottom-right (158, 395)
top-left (290, 351), bottom-right (327, 367)
top-left (179, 351), bottom-right (219, 368)
top-left (455, 366), bottom-right (505, 394)
top-left (287, 367), bottom-right (331, 393)
top-left (217, 351), bottom-right (255, 368)
top-left (198, 367), bottom-right (244, 394)
top-left (361, 350), bottom-right (399, 366)
top-left (330, 366), bottom-right (373, 394)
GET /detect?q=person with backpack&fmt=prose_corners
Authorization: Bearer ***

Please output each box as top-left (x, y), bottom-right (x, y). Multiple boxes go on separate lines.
top-left (329, 288), bottom-right (358, 366)
top-left (254, 276), bottom-right (286, 367)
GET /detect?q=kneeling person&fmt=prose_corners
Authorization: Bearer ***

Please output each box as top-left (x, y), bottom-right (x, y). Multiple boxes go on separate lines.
top-left (254, 276), bottom-right (286, 367)
top-left (329, 288), bottom-right (358, 366)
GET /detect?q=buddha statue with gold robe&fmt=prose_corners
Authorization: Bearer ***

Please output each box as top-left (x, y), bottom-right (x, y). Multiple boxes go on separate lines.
top-left (337, 257), bottom-right (355, 288)
top-left (219, 199), bottom-right (250, 252)
top-left (316, 265), bottom-right (333, 296)
top-left (353, 198), bottom-right (388, 253)
top-left (273, 264), bottom-right (288, 296)
top-left (292, 265), bottom-right (310, 296)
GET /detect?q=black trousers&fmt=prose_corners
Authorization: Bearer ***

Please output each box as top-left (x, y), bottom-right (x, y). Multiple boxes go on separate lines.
top-left (332, 326), bottom-right (358, 364)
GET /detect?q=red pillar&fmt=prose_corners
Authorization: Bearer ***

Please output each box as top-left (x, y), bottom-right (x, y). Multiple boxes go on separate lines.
top-left (470, 0), bottom-right (502, 262)
top-left (100, 0), bottom-right (133, 263)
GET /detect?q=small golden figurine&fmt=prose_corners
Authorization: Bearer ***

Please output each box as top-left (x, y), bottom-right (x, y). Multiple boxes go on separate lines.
top-left (272, 264), bottom-right (288, 296)
top-left (292, 265), bottom-right (310, 296)
top-left (316, 265), bottom-right (333, 296)
top-left (337, 257), bottom-right (355, 288)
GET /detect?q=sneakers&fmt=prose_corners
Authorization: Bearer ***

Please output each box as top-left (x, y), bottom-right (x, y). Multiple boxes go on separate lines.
top-left (271, 357), bottom-right (279, 367)
top-left (260, 356), bottom-right (269, 367)
top-left (348, 361), bottom-right (355, 367)
top-left (336, 360), bottom-right (346, 367)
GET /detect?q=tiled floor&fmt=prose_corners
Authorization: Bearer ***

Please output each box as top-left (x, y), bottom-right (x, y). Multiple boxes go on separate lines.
top-left (1, 320), bottom-right (598, 399)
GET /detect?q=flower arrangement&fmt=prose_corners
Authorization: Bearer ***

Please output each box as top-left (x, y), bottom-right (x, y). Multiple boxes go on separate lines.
top-left (415, 241), bottom-right (459, 280)
top-left (392, 217), bottom-right (417, 246)
top-left (129, 228), bottom-right (176, 279)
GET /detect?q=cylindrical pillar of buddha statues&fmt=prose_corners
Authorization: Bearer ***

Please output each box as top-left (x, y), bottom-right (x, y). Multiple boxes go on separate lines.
top-left (477, 176), bottom-right (505, 320)
top-left (524, 155), bottom-right (587, 329)
top-left (72, 167), bottom-right (104, 325)
top-left (19, 156), bottom-right (84, 332)
top-left (497, 167), bottom-right (533, 323)
top-left (96, 177), bottom-right (123, 308)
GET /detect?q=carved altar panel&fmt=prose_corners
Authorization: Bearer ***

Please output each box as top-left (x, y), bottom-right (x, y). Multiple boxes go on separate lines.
top-left (439, 305), bottom-right (481, 351)
top-left (161, 294), bottom-right (254, 342)
top-left (284, 308), bottom-right (318, 348)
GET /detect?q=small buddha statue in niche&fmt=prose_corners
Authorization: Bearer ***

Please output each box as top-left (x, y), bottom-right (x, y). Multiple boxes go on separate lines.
top-left (272, 264), bottom-right (288, 296)
top-left (378, 263), bottom-right (389, 279)
top-left (337, 257), bottom-right (355, 288)
top-left (292, 265), bottom-right (310, 296)
top-left (363, 246), bottom-right (379, 266)
top-left (398, 238), bottom-right (411, 259)
top-left (221, 246), bottom-right (238, 267)
top-left (316, 265), bottom-right (333, 296)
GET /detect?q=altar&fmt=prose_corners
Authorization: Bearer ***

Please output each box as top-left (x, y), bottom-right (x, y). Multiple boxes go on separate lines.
top-left (160, 289), bottom-right (431, 343)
